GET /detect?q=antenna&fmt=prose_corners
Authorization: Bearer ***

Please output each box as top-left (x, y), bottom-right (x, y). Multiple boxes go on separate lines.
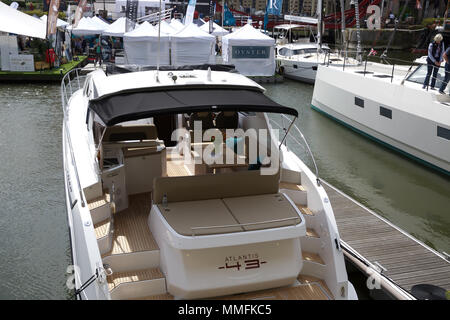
top-left (156, 0), bottom-right (162, 82)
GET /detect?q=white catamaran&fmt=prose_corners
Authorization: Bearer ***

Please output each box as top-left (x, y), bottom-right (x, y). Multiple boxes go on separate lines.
top-left (311, 60), bottom-right (450, 175)
top-left (62, 66), bottom-right (357, 300)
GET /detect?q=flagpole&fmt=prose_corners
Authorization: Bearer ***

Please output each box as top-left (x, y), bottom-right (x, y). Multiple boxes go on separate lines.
top-left (221, 0), bottom-right (224, 30)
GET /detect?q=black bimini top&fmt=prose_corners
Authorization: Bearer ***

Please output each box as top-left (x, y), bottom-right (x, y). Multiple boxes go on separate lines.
top-left (88, 87), bottom-right (298, 126)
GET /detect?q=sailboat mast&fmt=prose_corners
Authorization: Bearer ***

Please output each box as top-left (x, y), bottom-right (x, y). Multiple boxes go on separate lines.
top-left (340, 0), bottom-right (345, 49)
top-left (317, 0), bottom-right (322, 48)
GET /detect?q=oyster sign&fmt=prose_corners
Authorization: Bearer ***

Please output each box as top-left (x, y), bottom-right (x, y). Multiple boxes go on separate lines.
top-left (232, 46), bottom-right (270, 59)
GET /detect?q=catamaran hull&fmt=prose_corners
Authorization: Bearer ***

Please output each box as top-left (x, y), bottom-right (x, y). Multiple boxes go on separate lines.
top-left (311, 65), bottom-right (450, 176)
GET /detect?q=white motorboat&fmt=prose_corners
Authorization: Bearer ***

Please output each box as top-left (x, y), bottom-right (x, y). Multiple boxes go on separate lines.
top-left (311, 61), bottom-right (450, 176)
top-left (275, 25), bottom-right (359, 84)
top-left (62, 66), bottom-right (357, 300)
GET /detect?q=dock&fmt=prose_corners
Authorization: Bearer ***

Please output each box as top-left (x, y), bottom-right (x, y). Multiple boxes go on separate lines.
top-left (323, 181), bottom-right (450, 298)
top-left (0, 56), bottom-right (88, 82)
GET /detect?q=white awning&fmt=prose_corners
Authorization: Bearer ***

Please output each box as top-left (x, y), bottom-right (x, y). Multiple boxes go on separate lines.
top-left (274, 24), bottom-right (310, 30)
top-left (70, 17), bottom-right (109, 36)
top-left (199, 21), bottom-right (229, 36)
top-left (284, 15), bottom-right (318, 25)
top-left (102, 17), bottom-right (126, 37)
top-left (40, 15), bottom-right (69, 28)
top-left (0, 2), bottom-right (46, 39)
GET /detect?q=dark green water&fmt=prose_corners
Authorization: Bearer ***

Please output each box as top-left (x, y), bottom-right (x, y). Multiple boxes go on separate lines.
top-left (0, 83), bottom-right (71, 299)
top-left (264, 79), bottom-right (450, 254)
top-left (0, 76), bottom-right (448, 299)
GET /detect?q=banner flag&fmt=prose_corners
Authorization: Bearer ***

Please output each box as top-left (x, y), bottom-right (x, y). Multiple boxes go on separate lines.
top-left (47, 0), bottom-right (61, 37)
top-left (185, 0), bottom-right (197, 25)
top-left (266, 0), bottom-right (283, 16)
top-left (125, 0), bottom-right (138, 32)
top-left (223, 4), bottom-right (235, 26)
top-left (209, 0), bottom-right (214, 33)
top-left (73, 0), bottom-right (87, 28)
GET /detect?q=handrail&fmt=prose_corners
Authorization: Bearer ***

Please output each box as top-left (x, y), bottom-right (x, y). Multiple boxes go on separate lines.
top-left (270, 115), bottom-right (321, 187)
top-left (61, 68), bottom-right (87, 207)
top-left (190, 217), bottom-right (300, 236)
top-left (137, 8), bottom-right (173, 23)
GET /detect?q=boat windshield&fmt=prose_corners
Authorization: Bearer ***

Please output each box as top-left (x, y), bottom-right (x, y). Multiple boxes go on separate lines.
top-left (406, 64), bottom-right (446, 87)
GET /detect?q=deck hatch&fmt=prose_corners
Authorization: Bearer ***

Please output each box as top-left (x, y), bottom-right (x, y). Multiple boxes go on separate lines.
top-left (437, 126), bottom-right (450, 140)
top-left (379, 106), bottom-right (392, 119)
top-left (354, 97), bottom-right (364, 108)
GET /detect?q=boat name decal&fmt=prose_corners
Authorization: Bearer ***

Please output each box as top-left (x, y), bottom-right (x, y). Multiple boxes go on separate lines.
top-left (218, 253), bottom-right (267, 271)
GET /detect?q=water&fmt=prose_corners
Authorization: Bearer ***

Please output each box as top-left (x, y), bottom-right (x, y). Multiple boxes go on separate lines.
top-left (0, 83), bottom-right (71, 299)
top-left (0, 77), bottom-right (448, 300)
top-left (264, 80), bottom-right (450, 254)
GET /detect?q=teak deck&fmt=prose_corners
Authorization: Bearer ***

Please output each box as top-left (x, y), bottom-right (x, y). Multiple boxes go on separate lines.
top-left (139, 275), bottom-right (332, 300)
top-left (322, 181), bottom-right (450, 295)
top-left (103, 193), bottom-right (158, 256)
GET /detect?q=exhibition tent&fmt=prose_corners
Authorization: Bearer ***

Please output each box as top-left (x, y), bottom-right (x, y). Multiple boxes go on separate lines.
top-left (170, 23), bottom-right (215, 66)
top-left (123, 21), bottom-right (170, 66)
top-left (169, 19), bottom-right (184, 31)
top-left (71, 17), bottom-right (109, 35)
top-left (0, 1), bottom-right (46, 39)
top-left (222, 23), bottom-right (275, 76)
top-left (199, 21), bottom-right (229, 36)
top-left (40, 15), bottom-right (69, 28)
top-left (102, 17), bottom-right (126, 37)
top-left (157, 20), bottom-right (176, 35)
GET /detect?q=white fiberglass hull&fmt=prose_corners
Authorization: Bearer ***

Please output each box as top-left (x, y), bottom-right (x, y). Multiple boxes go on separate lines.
top-left (277, 54), bottom-right (359, 84)
top-left (312, 65), bottom-right (450, 176)
top-left (62, 68), bottom-right (357, 300)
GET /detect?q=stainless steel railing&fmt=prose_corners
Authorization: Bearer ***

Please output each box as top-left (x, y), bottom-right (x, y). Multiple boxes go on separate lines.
top-left (61, 68), bottom-right (87, 207)
top-left (270, 115), bottom-right (321, 187)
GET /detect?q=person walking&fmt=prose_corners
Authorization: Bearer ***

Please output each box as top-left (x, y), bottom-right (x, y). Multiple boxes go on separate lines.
top-left (439, 45), bottom-right (450, 94)
top-left (423, 34), bottom-right (444, 90)
top-left (94, 38), bottom-right (102, 67)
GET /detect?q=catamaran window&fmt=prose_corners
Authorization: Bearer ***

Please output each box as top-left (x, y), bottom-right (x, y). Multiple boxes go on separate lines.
top-left (406, 64), bottom-right (446, 88)
top-left (355, 97), bottom-right (364, 108)
top-left (437, 126), bottom-right (450, 140)
top-left (380, 106), bottom-right (392, 119)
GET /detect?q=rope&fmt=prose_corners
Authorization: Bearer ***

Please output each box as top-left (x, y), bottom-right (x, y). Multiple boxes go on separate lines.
top-left (381, 0), bottom-right (412, 59)
top-left (73, 269), bottom-right (99, 299)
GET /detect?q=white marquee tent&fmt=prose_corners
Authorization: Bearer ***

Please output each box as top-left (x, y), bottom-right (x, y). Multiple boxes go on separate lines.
top-left (0, 1), bottom-right (46, 39)
top-left (102, 17), bottom-right (126, 37)
top-left (170, 23), bottom-right (215, 66)
top-left (123, 21), bottom-right (170, 66)
top-left (199, 21), bottom-right (229, 37)
top-left (71, 17), bottom-right (110, 36)
top-left (40, 15), bottom-right (69, 29)
top-left (169, 19), bottom-right (184, 31)
top-left (158, 20), bottom-right (176, 35)
top-left (222, 23), bottom-right (275, 76)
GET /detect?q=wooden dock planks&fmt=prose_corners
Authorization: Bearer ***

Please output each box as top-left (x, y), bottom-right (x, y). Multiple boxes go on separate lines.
top-left (322, 181), bottom-right (450, 296)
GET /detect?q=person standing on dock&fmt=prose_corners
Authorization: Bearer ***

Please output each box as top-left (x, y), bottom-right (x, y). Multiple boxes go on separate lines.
top-left (423, 34), bottom-right (444, 90)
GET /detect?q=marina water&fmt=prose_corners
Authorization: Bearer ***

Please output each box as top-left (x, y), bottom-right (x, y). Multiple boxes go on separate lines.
top-left (0, 78), bottom-right (448, 299)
